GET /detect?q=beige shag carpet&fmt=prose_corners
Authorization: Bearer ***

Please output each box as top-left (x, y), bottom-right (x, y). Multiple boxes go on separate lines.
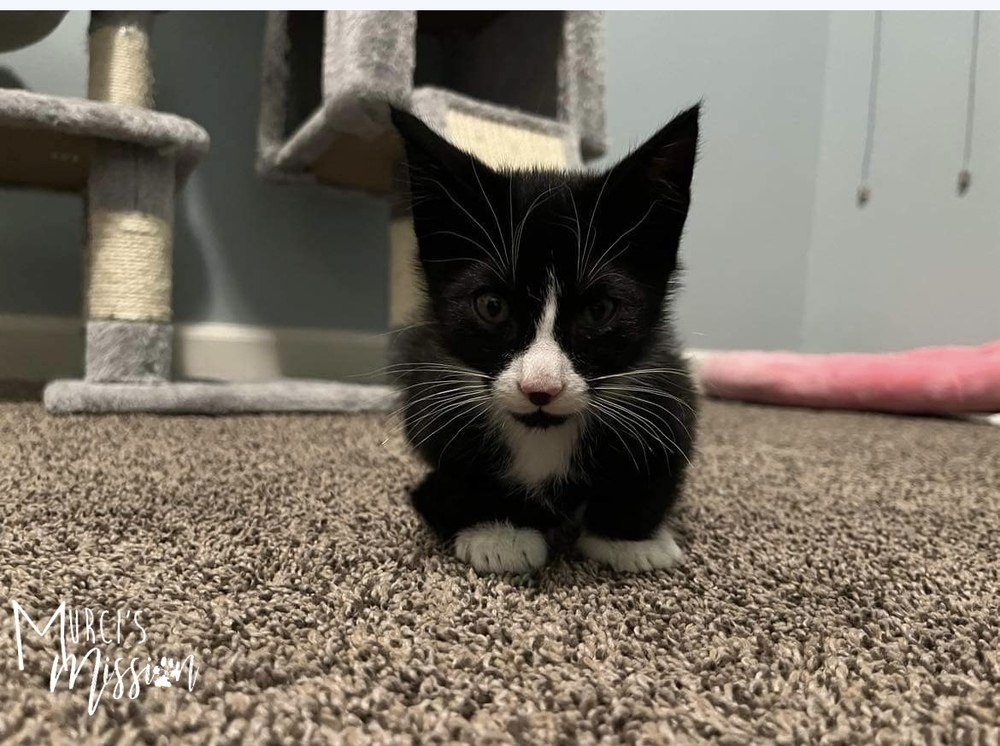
top-left (0, 382), bottom-right (998, 744)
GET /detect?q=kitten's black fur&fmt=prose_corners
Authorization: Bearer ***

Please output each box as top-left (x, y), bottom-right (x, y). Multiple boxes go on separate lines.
top-left (389, 104), bottom-right (700, 557)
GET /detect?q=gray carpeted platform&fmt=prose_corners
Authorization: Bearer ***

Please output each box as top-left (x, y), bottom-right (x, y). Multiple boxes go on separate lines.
top-left (0, 384), bottom-right (997, 743)
top-left (43, 379), bottom-right (397, 415)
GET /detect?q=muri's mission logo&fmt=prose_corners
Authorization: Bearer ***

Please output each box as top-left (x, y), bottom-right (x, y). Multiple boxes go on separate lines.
top-left (10, 601), bottom-right (200, 715)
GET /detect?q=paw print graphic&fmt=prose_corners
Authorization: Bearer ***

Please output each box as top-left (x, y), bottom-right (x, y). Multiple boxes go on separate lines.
top-left (152, 657), bottom-right (183, 688)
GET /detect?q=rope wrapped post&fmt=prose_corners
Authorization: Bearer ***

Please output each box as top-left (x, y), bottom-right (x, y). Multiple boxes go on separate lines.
top-left (87, 11), bottom-right (154, 108)
top-left (388, 206), bottom-right (421, 329)
top-left (83, 11), bottom-right (176, 383)
top-left (84, 143), bottom-right (175, 382)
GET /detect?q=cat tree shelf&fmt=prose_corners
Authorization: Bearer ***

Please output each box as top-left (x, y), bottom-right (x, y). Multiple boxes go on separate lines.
top-left (257, 10), bottom-right (607, 193)
top-left (0, 89), bottom-right (208, 192)
top-left (256, 10), bottom-right (609, 331)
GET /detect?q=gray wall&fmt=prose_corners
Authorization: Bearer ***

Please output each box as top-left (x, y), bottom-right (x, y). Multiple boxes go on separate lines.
top-left (598, 11), bottom-right (829, 351)
top-left (2, 12), bottom-right (993, 352)
top-left (803, 11), bottom-right (1000, 352)
top-left (0, 11), bottom-right (86, 318)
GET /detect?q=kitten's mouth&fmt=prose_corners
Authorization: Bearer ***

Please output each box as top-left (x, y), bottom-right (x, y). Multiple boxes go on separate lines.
top-left (511, 410), bottom-right (570, 429)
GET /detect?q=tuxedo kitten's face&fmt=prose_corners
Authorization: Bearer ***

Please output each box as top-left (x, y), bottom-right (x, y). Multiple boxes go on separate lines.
top-left (391, 105), bottom-right (698, 439)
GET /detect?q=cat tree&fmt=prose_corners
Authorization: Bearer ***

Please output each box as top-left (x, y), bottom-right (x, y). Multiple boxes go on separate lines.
top-left (0, 12), bottom-right (216, 412)
top-left (10, 12), bottom-right (383, 414)
top-left (13, 11), bottom-right (607, 414)
top-left (257, 10), bottom-right (608, 328)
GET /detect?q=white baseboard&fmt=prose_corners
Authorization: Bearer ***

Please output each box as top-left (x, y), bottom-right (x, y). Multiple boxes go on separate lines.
top-left (173, 321), bottom-right (390, 383)
top-left (0, 313), bottom-right (390, 383)
top-left (0, 312), bottom-right (714, 386)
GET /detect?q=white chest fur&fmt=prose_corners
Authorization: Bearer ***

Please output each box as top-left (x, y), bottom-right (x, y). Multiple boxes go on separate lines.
top-left (502, 419), bottom-right (582, 488)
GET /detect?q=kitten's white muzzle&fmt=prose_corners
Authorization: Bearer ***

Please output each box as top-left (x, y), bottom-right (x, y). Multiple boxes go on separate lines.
top-left (494, 294), bottom-right (588, 419)
top-left (492, 330), bottom-right (589, 418)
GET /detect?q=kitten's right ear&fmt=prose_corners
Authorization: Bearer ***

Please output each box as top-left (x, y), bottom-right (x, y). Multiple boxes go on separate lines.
top-left (390, 106), bottom-right (473, 193)
top-left (390, 106), bottom-right (502, 276)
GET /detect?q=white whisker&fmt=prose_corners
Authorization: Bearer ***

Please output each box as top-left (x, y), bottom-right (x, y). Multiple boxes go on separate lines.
top-left (383, 390), bottom-right (485, 439)
top-left (588, 400), bottom-right (646, 473)
top-left (513, 183), bottom-right (560, 274)
top-left (408, 397), bottom-right (494, 453)
top-left (390, 380), bottom-right (486, 414)
top-left (564, 183), bottom-right (584, 279)
top-left (411, 174), bottom-right (505, 270)
top-left (369, 321), bottom-right (433, 339)
top-left (470, 156), bottom-right (510, 273)
top-left (593, 384), bottom-right (697, 417)
top-left (597, 390), bottom-right (694, 448)
top-left (595, 394), bottom-right (691, 467)
top-left (588, 367), bottom-right (690, 382)
top-left (424, 255), bottom-right (506, 282)
top-left (379, 362), bottom-right (491, 379)
top-left (580, 170), bottom-right (613, 279)
top-left (584, 202), bottom-right (657, 286)
top-left (395, 389), bottom-right (492, 439)
top-left (423, 229), bottom-right (507, 279)
top-left (507, 177), bottom-right (515, 270)
top-left (438, 401), bottom-right (495, 460)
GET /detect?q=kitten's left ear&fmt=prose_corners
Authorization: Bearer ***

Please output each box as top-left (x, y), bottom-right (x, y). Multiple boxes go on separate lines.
top-left (617, 102), bottom-right (701, 200)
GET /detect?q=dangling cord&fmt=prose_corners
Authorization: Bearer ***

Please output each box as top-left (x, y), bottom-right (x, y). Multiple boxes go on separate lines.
top-left (858, 11), bottom-right (883, 207)
top-left (958, 11), bottom-right (981, 196)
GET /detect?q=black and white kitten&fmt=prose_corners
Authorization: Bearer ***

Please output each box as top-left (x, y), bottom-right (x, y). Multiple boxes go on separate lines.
top-left (389, 104), bottom-right (700, 574)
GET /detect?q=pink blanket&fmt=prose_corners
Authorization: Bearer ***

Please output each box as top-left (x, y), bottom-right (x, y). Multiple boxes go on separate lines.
top-left (693, 341), bottom-right (1000, 415)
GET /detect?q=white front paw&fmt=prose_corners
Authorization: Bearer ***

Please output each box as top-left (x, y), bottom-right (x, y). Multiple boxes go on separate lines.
top-left (576, 524), bottom-right (684, 572)
top-left (454, 523), bottom-right (548, 574)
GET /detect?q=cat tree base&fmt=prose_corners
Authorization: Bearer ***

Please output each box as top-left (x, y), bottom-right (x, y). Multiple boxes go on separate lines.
top-left (43, 379), bottom-right (397, 415)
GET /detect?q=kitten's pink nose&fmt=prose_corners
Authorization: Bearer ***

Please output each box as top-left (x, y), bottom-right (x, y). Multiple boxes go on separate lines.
top-left (520, 383), bottom-right (563, 407)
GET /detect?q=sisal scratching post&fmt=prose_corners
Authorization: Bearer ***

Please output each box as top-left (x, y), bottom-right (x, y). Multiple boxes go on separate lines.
top-left (388, 208), bottom-right (421, 329)
top-left (87, 11), bottom-right (154, 108)
top-left (84, 142), bottom-right (175, 382)
top-left (83, 11), bottom-right (176, 383)
top-left (443, 109), bottom-right (571, 172)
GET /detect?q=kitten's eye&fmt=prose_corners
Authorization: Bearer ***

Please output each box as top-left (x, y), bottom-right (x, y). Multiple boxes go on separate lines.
top-left (473, 292), bottom-right (510, 325)
top-left (579, 297), bottom-right (617, 327)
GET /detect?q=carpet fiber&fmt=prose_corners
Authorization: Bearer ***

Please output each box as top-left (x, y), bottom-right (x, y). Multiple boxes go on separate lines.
top-left (1, 383), bottom-right (998, 744)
